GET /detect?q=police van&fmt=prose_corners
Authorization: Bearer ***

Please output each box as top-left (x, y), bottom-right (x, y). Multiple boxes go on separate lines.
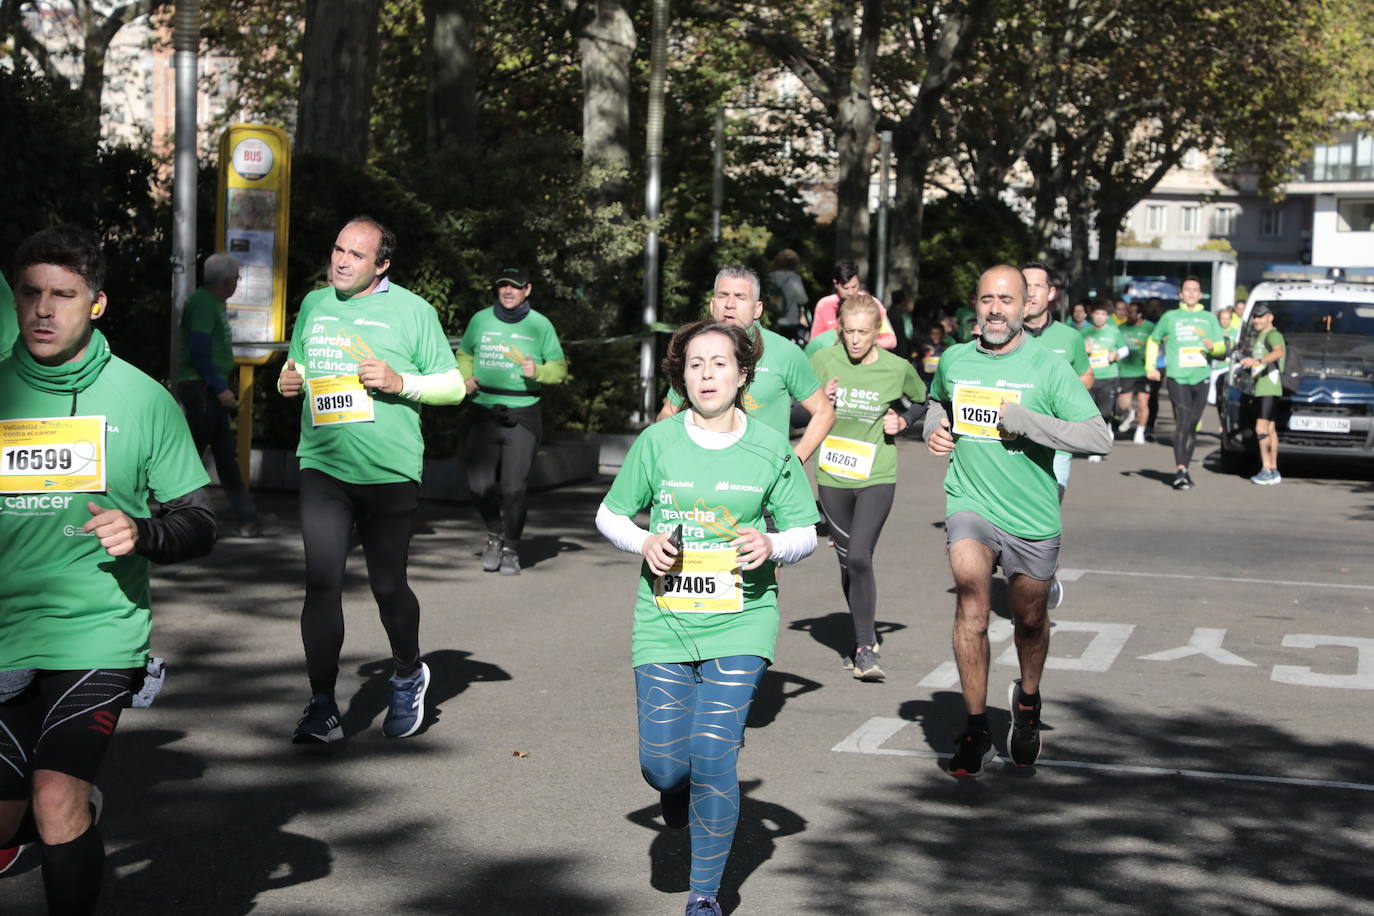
top-left (1218, 267), bottom-right (1374, 466)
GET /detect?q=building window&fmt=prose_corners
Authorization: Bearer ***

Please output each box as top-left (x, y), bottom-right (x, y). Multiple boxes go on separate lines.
top-left (1213, 207), bottom-right (1238, 236)
top-left (1358, 134), bottom-right (1374, 181)
top-left (1145, 205), bottom-right (1166, 233)
top-left (1260, 208), bottom-right (1284, 238)
top-left (1337, 199), bottom-right (1374, 232)
top-left (1309, 132), bottom-right (1374, 181)
top-left (1181, 205), bottom-right (1200, 234)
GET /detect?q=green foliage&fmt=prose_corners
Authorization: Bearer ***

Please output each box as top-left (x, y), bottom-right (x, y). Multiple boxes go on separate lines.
top-left (1196, 238), bottom-right (1235, 254)
top-left (916, 195), bottom-right (1033, 313)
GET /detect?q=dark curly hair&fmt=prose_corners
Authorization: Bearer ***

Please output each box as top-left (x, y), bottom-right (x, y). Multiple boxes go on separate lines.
top-left (14, 225), bottom-right (105, 292)
top-left (662, 320), bottom-right (759, 411)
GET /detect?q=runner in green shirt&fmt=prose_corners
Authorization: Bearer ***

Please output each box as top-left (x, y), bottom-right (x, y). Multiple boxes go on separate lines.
top-left (0, 227), bottom-right (215, 909)
top-left (277, 216), bottom-right (464, 745)
top-left (809, 294), bottom-right (926, 681)
top-left (597, 320), bottom-right (818, 916)
top-left (657, 266), bottom-right (834, 464)
top-left (1237, 303), bottom-right (1286, 485)
top-left (1079, 299), bottom-right (1128, 441)
top-left (174, 253), bottom-right (260, 536)
top-left (455, 265), bottom-right (567, 575)
top-left (0, 271), bottom-right (18, 359)
top-left (1115, 302), bottom-right (1156, 444)
top-left (1145, 276), bottom-right (1225, 489)
top-left (925, 264), bottom-right (1110, 778)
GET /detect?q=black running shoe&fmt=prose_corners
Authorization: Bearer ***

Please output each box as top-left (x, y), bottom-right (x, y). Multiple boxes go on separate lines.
top-left (292, 693), bottom-right (343, 745)
top-left (1171, 471), bottom-right (1189, 490)
top-left (852, 646), bottom-right (885, 682)
top-left (660, 784), bottom-right (689, 829)
top-left (1007, 679), bottom-right (1043, 767)
top-left (946, 728), bottom-right (995, 779)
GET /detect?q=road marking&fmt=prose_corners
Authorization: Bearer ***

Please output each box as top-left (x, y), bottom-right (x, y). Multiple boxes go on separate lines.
top-left (833, 717), bottom-right (1374, 793)
top-left (1272, 635), bottom-right (1374, 689)
top-left (1139, 627), bottom-right (1255, 666)
top-left (997, 621), bottom-right (1135, 673)
top-left (1059, 567), bottom-right (1374, 592)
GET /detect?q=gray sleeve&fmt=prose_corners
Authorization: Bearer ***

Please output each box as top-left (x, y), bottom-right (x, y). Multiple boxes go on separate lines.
top-left (922, 399), bottom-right (949, 441)
top-left (1000, 403), bottom-right (1113, 455)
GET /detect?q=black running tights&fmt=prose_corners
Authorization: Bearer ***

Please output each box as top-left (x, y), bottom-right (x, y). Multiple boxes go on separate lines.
top-left (1166, 379), bottom-right (1209, 469)
top-left (461, 411), bottom-right (539, 546)
top-left (817, 483), bottom-right (895, 648)
top-left (299, 469), bottom-right (421, 695)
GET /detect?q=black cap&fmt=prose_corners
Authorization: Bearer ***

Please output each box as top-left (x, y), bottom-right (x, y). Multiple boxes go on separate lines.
top-left (494, 266), bottom-right (530, 287)
top-left (1250, 303), bottom-right (1272, 318)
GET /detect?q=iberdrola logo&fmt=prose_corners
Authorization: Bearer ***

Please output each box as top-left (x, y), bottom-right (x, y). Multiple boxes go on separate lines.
top-left (742, 391), bottom-right (761, 412)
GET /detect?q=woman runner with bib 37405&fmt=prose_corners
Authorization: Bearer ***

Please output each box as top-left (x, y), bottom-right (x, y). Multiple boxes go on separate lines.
top-left (595, 320), bottom-right (818, 916)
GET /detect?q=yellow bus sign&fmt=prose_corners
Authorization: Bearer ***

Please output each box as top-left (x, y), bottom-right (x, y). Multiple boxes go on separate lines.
top-left (216, 124), bottom-right (290, 366)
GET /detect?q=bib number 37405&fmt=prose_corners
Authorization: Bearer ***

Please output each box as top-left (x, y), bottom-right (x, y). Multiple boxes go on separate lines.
top-left (655, 548), bottom-right (743, 614)
top-left (951, 385), bottom-right (1020, 440)
top-left (308, 375), bottom-right (376, 427)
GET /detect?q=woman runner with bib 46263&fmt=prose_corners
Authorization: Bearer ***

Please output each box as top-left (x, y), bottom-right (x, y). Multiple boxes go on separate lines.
top-left (595, 320), bottom-right (818, 916)
top-left (810, 294), bottom-right (927, 681)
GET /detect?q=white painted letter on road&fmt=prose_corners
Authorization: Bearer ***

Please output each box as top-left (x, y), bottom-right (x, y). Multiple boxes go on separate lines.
top-left (1138, 628), bottom-right (1255, 666)
top-left (1272, 635), bottom-right (1374, 690)
top-left (997, 621), bottom-right (1135, 672)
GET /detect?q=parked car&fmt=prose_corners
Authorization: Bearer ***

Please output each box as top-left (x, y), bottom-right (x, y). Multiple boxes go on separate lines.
top-left (1218, 272), bottom-right (1374, 467)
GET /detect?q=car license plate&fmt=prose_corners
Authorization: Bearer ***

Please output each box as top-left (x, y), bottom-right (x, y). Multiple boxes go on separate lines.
top-left (1289, 415), bottom-right (1351, 434)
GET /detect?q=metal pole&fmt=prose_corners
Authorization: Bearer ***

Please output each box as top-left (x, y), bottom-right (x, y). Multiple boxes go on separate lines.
top-left (711, 106), bottom-right (724, 243)
top-left (873, 129), bottom-right (892, 303)
top-left (170, 0), bottom-right (200, 384)
top-left (640, 0), bottom-right (668, 424)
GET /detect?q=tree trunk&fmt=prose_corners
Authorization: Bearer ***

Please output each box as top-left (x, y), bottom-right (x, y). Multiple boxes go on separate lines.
top-left (574, 0), bottom-right (635, 206)
top-left (1093, 206), bottom-right (1124, 301)
top-left (833, 95), bottom-right (876, 271)
top-left (297, 0), bottom-right (382, 165)
top-left (888, 125), bottom-right (922, 303)
top-left (1066, 188), bottom-right (1093, 306)
top-left (424, 0), bottom-right (478, 153)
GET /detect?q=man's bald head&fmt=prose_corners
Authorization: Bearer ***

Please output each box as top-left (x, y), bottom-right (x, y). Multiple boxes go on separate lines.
top-left (974, 264), bottom-right (1028, 350)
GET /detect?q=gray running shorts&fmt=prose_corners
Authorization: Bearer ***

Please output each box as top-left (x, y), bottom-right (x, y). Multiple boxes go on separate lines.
top-left (945, 511), bottom-right (1060, 581)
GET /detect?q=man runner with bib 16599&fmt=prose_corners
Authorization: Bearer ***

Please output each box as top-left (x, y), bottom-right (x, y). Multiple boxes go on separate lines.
top-left (0, 226), bottom-right (216, 911)
top-left (278, 217), bottom-right (464, 746)
top-left (925, 265), bottom-right (1111, 778)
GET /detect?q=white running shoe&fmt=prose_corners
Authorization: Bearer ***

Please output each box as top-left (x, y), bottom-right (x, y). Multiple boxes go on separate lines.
top-left (1132, 426), bottom-right (1146, 445)
top-left (1047, 577), bottom-right (1064, 610)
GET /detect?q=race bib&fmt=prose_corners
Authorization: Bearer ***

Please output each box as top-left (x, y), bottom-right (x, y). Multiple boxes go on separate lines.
top-left (0, 415), bottom-right (106, 493)
top-left (308, 375), bottom-right (375, 426)
top-left (951, 385), bottom-right (1020, 440)
top-left (1178, 346), bottom-right (1207, 368)
top-left (818, 435), bottom-right (877, 481)
top-left (922, 354), bottom-right (941, 375)
top-left (655, 548), bottom-right (743, 614)
top-left (1088, 348), bottom-right (1109, 370)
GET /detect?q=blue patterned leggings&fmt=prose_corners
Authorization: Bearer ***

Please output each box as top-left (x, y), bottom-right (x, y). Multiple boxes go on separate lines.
top-left (634, 656), bottom-right (767, 895)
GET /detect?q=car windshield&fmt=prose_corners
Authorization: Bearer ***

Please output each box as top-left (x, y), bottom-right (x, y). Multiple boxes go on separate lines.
top-left (1255, 300), bottom-right (1374, 337)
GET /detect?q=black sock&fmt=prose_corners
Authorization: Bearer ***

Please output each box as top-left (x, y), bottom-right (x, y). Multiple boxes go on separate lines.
top-left (967, 713), bottom-right (989, 733)
top-left (3, 806), bottom-right (39, 847)
top-left (393, 655), bottom-right (421, 680)
top-left (1019, 689), bottom-right (1040, 706)
top-left (41, 821), bottom-right (104, 915)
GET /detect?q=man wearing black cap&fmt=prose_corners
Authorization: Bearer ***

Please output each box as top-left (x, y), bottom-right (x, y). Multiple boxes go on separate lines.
top-left (456, 266), bottom-right (567, 575)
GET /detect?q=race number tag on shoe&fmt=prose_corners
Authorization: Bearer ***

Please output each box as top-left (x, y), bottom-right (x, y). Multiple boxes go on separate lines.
top-left (308, 375), bottom-right (375, 426)
top-left (0, 416), bottom-right (107, 493)
top-left (1178, 346), bottom-right (1207, 368)
top-left (951, 385), bottom-right (1020, 440)
top-left (818, 434), bottom-right (877, 481)
top-left (655, 548), bottom-right (743, 614)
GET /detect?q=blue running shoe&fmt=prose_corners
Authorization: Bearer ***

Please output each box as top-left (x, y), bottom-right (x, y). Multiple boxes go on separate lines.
top-left (685, 892), bottom-right (722, 916)
top-left (292, 693), bottom-right (343, 745)
top-left (383, 662), bottom-right (430, 738)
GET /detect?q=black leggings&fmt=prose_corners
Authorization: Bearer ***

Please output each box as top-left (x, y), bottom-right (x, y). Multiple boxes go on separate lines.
top-left (461, 406), bottom-right (540, 545)
top-left (1166, 378), bottom-right (1209, 468)
top-left (817, 483), bottom-right (895, 648)
top-left (298, 469), bottom-right (421, 695)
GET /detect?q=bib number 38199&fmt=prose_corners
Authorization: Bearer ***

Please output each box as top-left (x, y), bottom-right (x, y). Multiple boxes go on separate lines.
top-left (308, 375), bottom-right (376, 427)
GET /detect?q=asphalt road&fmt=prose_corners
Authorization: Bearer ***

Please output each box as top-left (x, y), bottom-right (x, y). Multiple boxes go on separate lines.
top-left (6, 409), bottom-right (1374, 915)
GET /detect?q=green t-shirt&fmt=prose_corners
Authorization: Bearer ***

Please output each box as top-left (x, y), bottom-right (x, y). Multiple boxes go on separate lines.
top-left (603, 413), bottom-right (819, 667)
top-left (288, 282), bottom-right (457, 485)
top-left (809, 347), bottom-right (925, 488)
top-left (0, 354), bottom-right (210, 670)
top-left (1148, 306), bottom-right (1225, 385)
top-left (1026, 319), bottom-right (1092, 377)
top-left (804, 329), bottom-right (837, 357)
top-left (457, 307), bottom-right (566, 408)
top-left (1079, 322), bottom-right (1127, 381)
top-left (668, 326), bottom-right (820, 437)
top-left (0, 272), bottom-right (18, 360)
top-left (930, 336), bottom-right (1100, 539)
top-left (1218, 319), bottom-right (1243, 370)
top-left (176, 287), bottom-right (235, 387)
top-left (1118, 320), bottom-right (1155, 378)
top-left (1252, 329), bottom-right (1287, 397)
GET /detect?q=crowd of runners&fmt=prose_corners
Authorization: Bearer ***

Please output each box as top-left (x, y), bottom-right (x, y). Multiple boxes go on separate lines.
top-left (0, 219), bottom-right (1260, 915)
